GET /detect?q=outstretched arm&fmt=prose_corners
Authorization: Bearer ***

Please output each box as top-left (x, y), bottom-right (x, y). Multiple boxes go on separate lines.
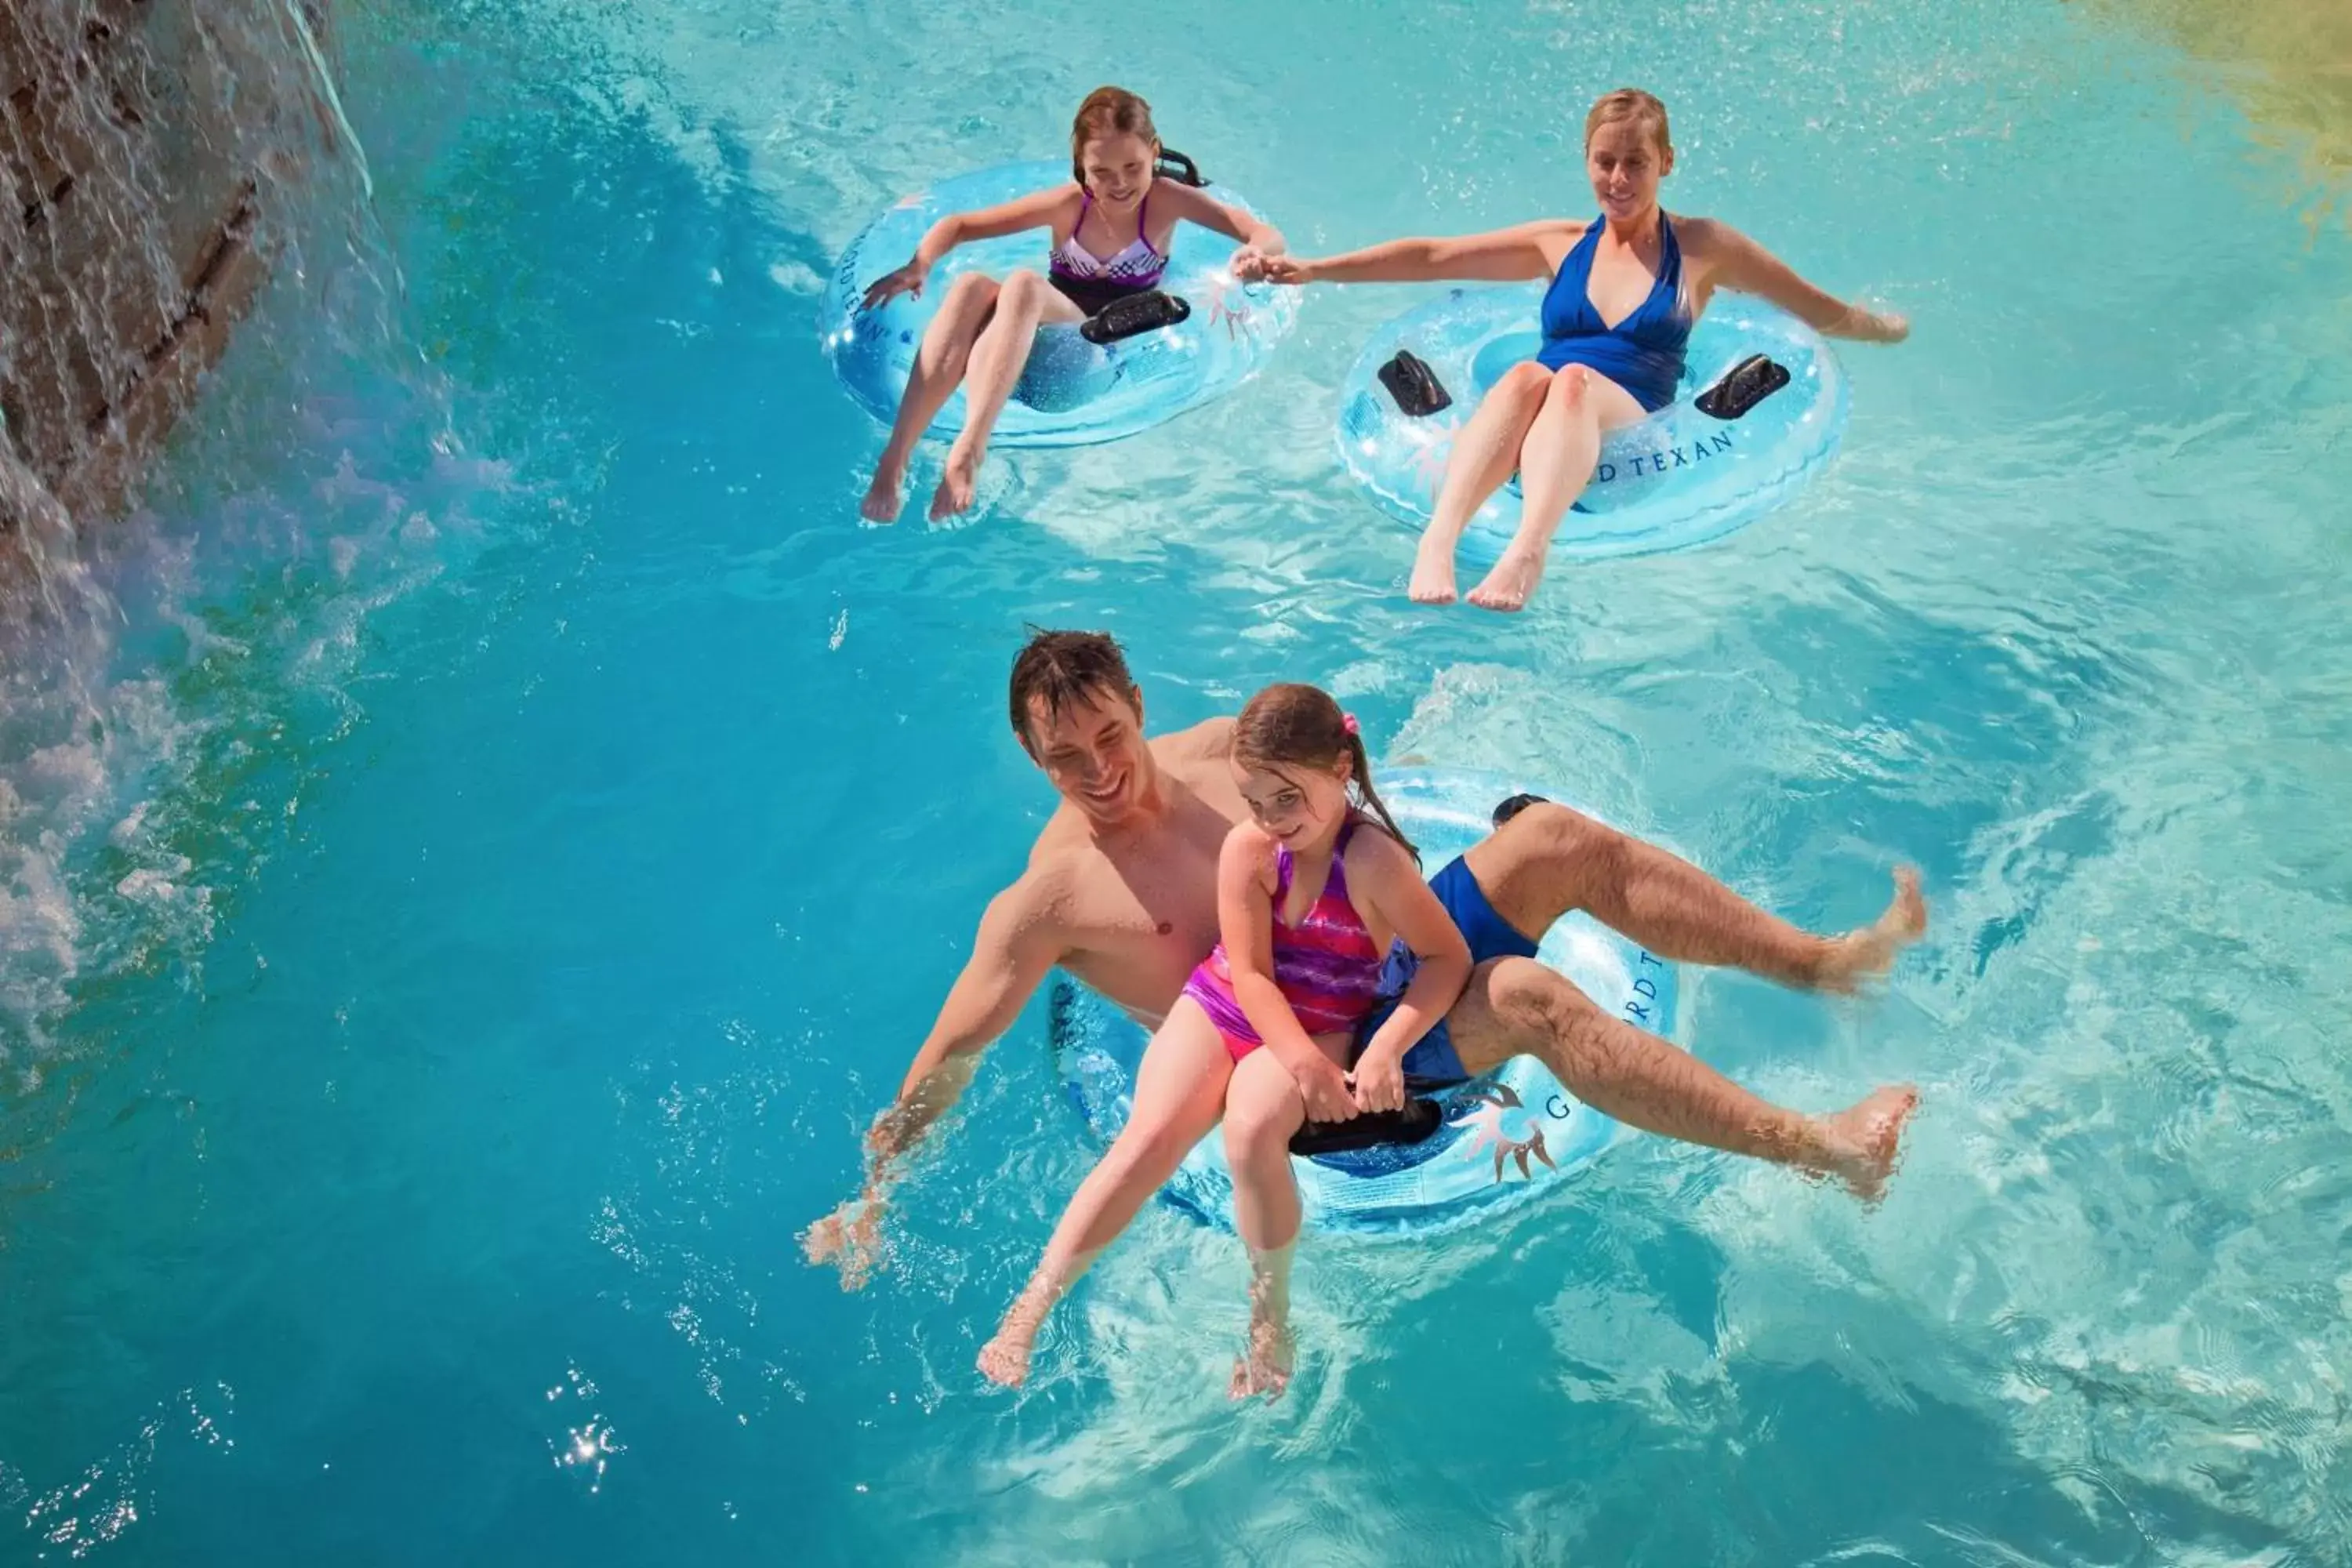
top-left (1152, 179), bottom-right (1287, 267)
top-left (1347, 834), bottom-right (1472, 1111)
top-left (1246, 220), bottom-right (1573, 285)
top-left (804, 878), bottom-right (1066, 1283)
top-left (867, 882), bottom-right (1064, 1174)
top-left (1704, 222), bottom-right (1908, 343)
top-left (861, 186), bottom-right (1074, 309)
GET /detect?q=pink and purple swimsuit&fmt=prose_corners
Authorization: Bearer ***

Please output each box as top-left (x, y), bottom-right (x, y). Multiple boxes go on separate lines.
top-left (1182, 818), bottom-right (1389, 1063)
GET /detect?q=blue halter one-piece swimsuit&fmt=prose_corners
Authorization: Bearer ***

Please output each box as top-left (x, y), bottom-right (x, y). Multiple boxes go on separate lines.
top-left (1534, 212), bottom-right (1691, 413)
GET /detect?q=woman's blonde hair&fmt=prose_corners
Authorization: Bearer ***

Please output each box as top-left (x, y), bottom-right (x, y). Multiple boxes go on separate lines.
top-left (1584, 88), bottom-right (1671, 158)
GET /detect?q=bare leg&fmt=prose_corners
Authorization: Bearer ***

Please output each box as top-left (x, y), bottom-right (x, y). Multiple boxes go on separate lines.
top-left (862, 273), bottom-right (1000, 522)
top-left (931, 268), bottom-right (1085, 521)
top-left (1467, 365), bottom-right (1646, 613)
top-left (1412, 361), bottom-right (1552, 605)
top-left (1224, 1048), bottom-right (1312, 1252)
top-left (1450, 958), bottom-right (1918, 1199)
top-left (1461, 803), bottom-right (1927, 993)
top-left (978, 1000), bottom-right (1231, 1388)
top-left (1218, 1042), bottom-right (1341, 1399)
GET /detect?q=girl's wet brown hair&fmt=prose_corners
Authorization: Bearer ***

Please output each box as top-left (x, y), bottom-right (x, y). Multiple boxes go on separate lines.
top-left (1069, 85), bottom-right (1160, 185)
top-left (1232, 683), bottom-right (1415, 861)
top-left (1584, 87), bottom-right (1672, 158)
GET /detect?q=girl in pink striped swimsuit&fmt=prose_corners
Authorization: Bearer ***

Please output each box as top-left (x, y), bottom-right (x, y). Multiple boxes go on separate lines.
top-left (981, 684), bottom-right (1472, 1398)
top-left (1181, 814), bottom-right (1388, 1064)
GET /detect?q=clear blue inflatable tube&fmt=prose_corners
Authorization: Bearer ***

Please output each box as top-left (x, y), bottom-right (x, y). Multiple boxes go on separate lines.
top-left (1049, 768), bottom-right (1684, 1239)
top-left (819, 162), bottom-right (1298, 448)
top-left (1336, 286), bottom-right (1849, 562)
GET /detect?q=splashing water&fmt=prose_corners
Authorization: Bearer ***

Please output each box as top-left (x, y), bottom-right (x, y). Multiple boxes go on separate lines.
top-left (0, 1), bottom-right (485, 1065)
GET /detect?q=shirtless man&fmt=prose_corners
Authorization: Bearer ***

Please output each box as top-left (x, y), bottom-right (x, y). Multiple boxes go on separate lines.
top-left (804, 630), bottom-right (1925, 1287)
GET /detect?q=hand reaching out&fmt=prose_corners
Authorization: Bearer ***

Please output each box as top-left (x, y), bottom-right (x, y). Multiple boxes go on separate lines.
top-left (1236, 252), bottom-right (1312, 287)
top-left (861, 260), bottom-right (928, 311)
top-left (1839, 303), bottom-right (1909, 343)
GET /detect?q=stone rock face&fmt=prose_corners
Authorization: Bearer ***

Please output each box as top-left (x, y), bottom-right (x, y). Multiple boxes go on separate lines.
top-left (1, 1), bottom-right (335, 530)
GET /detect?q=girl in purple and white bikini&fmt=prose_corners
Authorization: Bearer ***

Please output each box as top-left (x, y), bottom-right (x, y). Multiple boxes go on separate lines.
top-left (856, 85), bottom-right (1286, 524)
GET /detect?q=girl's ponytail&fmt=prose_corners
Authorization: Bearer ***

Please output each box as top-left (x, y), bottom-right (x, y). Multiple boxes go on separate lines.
top-left (1345, 729), bottom-right (1417, 864)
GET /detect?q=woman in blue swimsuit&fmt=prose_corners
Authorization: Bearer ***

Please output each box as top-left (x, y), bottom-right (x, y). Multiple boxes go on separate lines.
top-left (1250, 89), bottom-right (1908, 612)
top-left (857, 86), bottom-right (1286, 523)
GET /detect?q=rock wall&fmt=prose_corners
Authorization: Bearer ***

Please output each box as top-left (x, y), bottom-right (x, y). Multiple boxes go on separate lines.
top-left (0, 1), bottom-right (334, 531)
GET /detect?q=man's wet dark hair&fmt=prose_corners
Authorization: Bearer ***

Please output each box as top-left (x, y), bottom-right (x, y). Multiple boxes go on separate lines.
top-left (1008, 628), bottom-right (1140, 754)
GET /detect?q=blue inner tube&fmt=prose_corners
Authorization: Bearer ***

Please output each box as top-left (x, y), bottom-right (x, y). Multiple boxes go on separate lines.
top-left (1336, 287), bottom-right (1849, 562)
top-left (819, 161), bottom-right (1298, 449)
top-left (1048, 768), bottom-right (1683, 1238)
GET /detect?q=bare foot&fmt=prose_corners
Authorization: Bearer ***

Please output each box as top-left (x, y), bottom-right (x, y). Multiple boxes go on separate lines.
top-left (976, 1328), bottom-right (1035, 1388)
top-left (1227, 1317), bottom-right (1294, 1401)
top-left (1408, 534), bottom-right (1458, 605)
top-left (1467, 539), bottom-right (1550, 612)
top-left (978, 1281), bottom-right (1054, 1388)
top-left (801, 1200), bottom-right (884, 1290)
top-left (1817, 866), bottom-right (1929, 993)
top-left (1817, 1084), bottom-right (1918, 1201)
top-left (927, 444), bottom-right (981, 521)
top-left (858, 464), bottom-right (906, 523)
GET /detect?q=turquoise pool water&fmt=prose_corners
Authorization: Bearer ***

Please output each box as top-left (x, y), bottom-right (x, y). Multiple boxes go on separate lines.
top-left (5, 0), bottom-right (2350, 1561)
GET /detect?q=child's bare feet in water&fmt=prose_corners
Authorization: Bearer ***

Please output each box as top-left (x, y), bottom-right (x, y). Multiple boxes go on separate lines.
top-left (1228, 1316), bottom-right (1294, 1401)
top-left (858, 461), bottom-right (906, 523)
top-left (1816, 1084), bottom-right (1919, 1201)
top-left (928, 442), bottom-right (982, 521)
top-left (1816, 867), bottom-right (1929, 993)
top-left (1227, 1257), bottom-right (1295, 1400)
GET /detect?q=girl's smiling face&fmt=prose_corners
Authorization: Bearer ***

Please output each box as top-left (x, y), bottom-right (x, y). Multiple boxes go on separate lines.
top-left (1234, 756), bottom-right (1352, 851)
top-left (1078, 132), bottom-right (1155, 208)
